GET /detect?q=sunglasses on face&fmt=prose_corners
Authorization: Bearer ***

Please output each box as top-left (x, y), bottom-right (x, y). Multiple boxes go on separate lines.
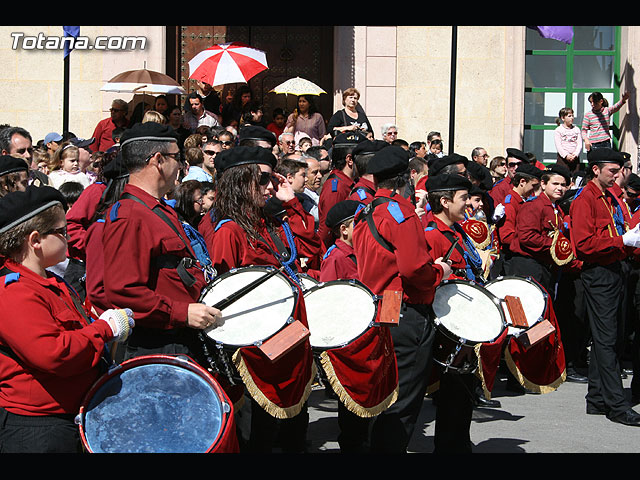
top-left (259, 171), bottom-right (274, 186)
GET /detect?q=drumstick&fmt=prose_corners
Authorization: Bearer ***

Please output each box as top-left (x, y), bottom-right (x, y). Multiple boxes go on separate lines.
top-left (208, 265), bottom-right (287, 311)
top-left (443, 238), bottom-right (459, 263)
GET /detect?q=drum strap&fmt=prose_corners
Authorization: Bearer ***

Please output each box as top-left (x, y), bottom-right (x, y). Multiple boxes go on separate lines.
top-left (354, 197), bottom-right (395, 253)
top-left (120, 192), bottom-right (203, 288)
top-left (428, 221), bottom-right (485, 284)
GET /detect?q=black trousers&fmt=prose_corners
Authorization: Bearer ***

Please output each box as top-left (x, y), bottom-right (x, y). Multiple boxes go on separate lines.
top-left (555, 270), bottom-right (590, 368)
top-left (505, 254), bottom-right (554, 296)
top-left (434, 371), bottom-right (474, 453)
top-left (246, 398), bottom-right (309, 453)
top-left (369, 303), bottom-right (435, 453)
top-left (581, 262), bottom-right (629, 417)
top-left (0, 407), bottom-right (81, 453)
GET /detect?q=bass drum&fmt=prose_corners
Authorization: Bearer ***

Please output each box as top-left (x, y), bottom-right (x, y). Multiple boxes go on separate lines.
top-left (432, 279), bottom-right (506, 373)
top-left (77, 354), bottom-right (236, 453)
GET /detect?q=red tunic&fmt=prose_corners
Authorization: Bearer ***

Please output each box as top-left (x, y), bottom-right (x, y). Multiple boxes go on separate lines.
top-left (496, 189), bottom-right (524, 252)
top-left (489, 176), bottom-right (513, 206)
top-left (0, 260), bottom-right (113, 416)
top-left (66, 182), bottom-right (106, 262)
top-left (102, 184), bottom-right (207, 329)
top-left (570, 180), bottom-right (632, 265)
top-left (423, 216), bottom-right (467, 276)
top-left (352, 189), bottom-right (444, 304)
top-left (318, 169), bottom-right (355, 248)
top-left (199, 196), bottom-right (321, 275)
top-left (319, 239), bottom-right (358, 282)
top-left (347, 177), bottom-right (376, 205)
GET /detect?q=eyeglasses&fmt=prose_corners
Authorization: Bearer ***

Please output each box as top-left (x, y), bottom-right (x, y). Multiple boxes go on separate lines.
top-left (220, 141), bottom-right (234, 146)
top-left (508, 162), bottom-right (521, 168)
top-left (386, 131), bottom-right (398, 136)
top-left (203, 150), bottom-right (218, 156)
top-left (626, 188), bottom-right (639, 199)
top-left (146, 151), bottom-right (184, 166)
top-left (42, 226), bottom-right (68, 238)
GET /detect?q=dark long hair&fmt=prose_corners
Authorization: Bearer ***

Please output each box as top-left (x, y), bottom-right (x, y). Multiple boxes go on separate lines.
top-left (210, 163), bottom-right (275, 241)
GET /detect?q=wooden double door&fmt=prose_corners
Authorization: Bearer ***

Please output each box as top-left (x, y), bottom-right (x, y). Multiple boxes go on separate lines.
top-left (166, 26), bottom-right (334, 124)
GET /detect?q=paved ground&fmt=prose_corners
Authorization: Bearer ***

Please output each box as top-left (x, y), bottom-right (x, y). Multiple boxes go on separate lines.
top-left (305, 366), bottom-right (640, 453)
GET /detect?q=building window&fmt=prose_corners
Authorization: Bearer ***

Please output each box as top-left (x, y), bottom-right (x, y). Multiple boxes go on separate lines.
top-left (523, 26), bottom-right (621, 164)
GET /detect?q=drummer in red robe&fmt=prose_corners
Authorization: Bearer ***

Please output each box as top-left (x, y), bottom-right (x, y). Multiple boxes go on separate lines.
top-left (352, 145), bottom-right (451, 453)
top-left (101, 123), bottom-right (239, 453)
top-left (198, 145), bottom-right (320, 452)
top-left (423, 173), bottom-right (504, 452)
top-left (318, 199), bottom-right (398, 452)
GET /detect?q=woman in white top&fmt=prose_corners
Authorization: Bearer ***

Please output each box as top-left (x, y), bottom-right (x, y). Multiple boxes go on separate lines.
top-left (554, 107), bottom-right (583, 173)
top-left (47, 142), bottom-right (92, 190)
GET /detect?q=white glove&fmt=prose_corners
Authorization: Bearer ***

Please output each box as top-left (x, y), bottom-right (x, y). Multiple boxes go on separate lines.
top-left (100, 308), bottom-right (135, 343)
top-left (491, 203), bottom-right (506, 222)
top-left (623, 224), bottom-right (640, 248)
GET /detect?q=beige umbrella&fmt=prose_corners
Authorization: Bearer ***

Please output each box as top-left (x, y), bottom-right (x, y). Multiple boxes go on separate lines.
top-left (269, 77), bottom-right (326, 96)
top-left (100, 68), bottom-right (186, 95)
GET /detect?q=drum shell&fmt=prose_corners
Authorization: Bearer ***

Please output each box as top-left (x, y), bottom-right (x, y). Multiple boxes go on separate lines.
top-left (77, 354), bottom-right (236, 453)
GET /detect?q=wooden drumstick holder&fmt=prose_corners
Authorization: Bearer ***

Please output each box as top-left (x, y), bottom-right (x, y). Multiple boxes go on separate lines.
top-left (378, 290), bottom-right (403, 326)
top-left (504, 295), bottom-right (528, 328)
top-left (258, 320), bottom-right (310, 362)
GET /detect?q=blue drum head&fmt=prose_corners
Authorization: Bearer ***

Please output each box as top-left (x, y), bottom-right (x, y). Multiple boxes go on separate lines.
top-left (82, 362), bottom-right (227, 453)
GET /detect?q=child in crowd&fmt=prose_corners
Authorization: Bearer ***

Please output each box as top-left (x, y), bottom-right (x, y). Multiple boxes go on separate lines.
top-left (47, 142), bottom-right (92, 190)
top-left (554, 107), bottom-right (583, 172)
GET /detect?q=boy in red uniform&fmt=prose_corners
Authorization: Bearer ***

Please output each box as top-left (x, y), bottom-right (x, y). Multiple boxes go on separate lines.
top-left (423, 173), bottom-right (492, 452)
top-left (320, 200), bottom-right (361, 283)
top-left (570, 147), bottom-right (640, 426)
top-left (0, 186), bottom-right (133, 452)
top-left (352, 145), bottom-right (451, 452)
top-left (509, 163), bottom-right (578, 293)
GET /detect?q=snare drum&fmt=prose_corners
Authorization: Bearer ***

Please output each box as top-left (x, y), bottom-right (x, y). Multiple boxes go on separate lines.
top-left (432, 280), bottom-right (506, 373)
top-left (303, 280), bottom-right (378, 350)
top-left (484, 276), bottom-right (548, 336)
top-left (76, 355), bottom-right (236, 453)
top-left (199, 266), bottom-right (300, 380)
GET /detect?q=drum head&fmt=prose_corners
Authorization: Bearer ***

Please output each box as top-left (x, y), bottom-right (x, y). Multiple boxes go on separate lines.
top-left (201, 267), bottom-right (297, 347)
top-left (80, 356), bottom-right (229, 453)
top-left (304, 280), bottom-right (377, 349)
top-left (485, 276), bottom-right (547, 330)
top-left (433, 281), bottom-right (505, 343)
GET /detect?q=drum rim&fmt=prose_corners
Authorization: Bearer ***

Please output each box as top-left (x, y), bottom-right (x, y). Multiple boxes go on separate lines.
top-left (303, 279), bottom-right (379, 350)
top-left (77, 354), bottom-right (231, 454)
top-left (199, 265), bottom-right (299, 347)
top-left (433, 278), bottom-right (507, 344)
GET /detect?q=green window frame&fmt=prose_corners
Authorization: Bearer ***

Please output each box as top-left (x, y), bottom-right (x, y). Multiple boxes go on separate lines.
top-left (524, 26), bottom-right (622, 164)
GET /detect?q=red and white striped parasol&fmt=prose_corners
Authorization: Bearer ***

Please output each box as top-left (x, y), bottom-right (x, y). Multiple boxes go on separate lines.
top-left (188, 42), bottom-right (269, 87)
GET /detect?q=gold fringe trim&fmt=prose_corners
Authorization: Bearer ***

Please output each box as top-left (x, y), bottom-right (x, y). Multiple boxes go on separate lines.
top-left (319, 350), bottom-right (398, 418)
top-left (473, 343), bottom-right (492, 399)
top-left (504, 348), bottom-right (566, 394)
top-left (232, 348), bottom-right (316, 419)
